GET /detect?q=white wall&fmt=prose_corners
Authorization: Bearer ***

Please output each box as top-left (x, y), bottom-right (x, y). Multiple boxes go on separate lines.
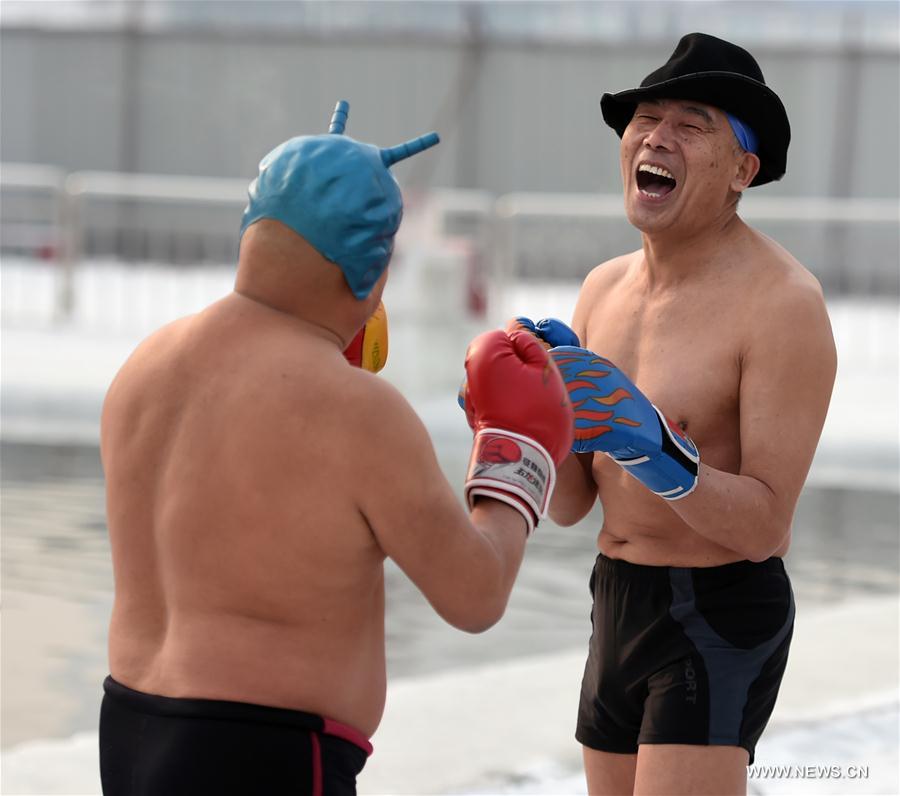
top-left (2, 23), bottom-right (898, 199)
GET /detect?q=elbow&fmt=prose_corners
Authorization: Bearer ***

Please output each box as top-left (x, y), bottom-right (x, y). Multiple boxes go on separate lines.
top-left (549, 491), bottom-right (595, 527)
top-left (731, 482), bottom-right (792, 562)
top-left (444, 611), bottom-right (503, 635)
top-left (549, 504), bottom-right (587, 528)
top-left (745, 546), bottom-right (776, 564)
top-left (440, 593), bottom-right (508, 634)
top-left (741, 522), bottom-right (791, 563)
top-left (456, 613), bottom-right (502, 634)
top-left (548, 455), bottom-right (597, 527)
top-left (461, 589), bottom-right (510, 633)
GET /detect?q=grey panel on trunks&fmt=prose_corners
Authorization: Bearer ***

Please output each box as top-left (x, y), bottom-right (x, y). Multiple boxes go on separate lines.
top-left (668, 567), bottom-right (795, 744)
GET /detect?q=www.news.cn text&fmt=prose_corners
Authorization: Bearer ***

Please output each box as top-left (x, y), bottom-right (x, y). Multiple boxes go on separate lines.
top-left (749, 764), bottom-right (870, 780)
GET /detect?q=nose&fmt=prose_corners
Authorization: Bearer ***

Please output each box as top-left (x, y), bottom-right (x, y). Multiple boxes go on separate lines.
top-left (642, 119), bottom-right (676, 151)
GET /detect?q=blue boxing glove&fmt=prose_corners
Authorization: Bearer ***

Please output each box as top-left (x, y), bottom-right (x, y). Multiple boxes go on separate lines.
top-left (549, 346), bottom-right (700, 500)
top-left (506, 317), bottom-right (580, 349)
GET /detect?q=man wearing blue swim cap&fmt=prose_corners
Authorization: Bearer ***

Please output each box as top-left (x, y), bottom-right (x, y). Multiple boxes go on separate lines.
top-left (98, 102), bottom-right (575, 794)
top-left (513, 33), bottom-right (836, 796)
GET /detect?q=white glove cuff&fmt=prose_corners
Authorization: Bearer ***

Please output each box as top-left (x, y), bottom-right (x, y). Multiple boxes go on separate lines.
top-left (464, 428), bottom-right (557, 534)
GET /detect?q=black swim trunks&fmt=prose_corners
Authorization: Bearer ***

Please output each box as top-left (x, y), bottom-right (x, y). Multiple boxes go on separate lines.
top-left (100, 676), bottom-right (372, 796)
top-left (576, 553), bottom-right (794, 764)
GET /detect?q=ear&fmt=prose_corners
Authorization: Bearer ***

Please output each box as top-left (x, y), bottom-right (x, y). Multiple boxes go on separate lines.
top-left (731, 151), bottom-right (760, 192)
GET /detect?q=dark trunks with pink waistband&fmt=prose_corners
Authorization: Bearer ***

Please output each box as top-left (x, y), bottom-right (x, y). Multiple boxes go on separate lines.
top-left (99, 675), bottom-right (372, 796)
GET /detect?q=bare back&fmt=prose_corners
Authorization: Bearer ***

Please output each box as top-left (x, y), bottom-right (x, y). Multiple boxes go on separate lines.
top-left (101, 293), bottom-right (387, 735)
top-left (572, 224), bottom-right (835, 566)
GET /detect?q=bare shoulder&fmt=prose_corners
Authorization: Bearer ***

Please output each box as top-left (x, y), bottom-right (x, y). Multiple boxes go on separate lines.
top-left (104, 316), bottom-right (193, 402)
top-left (745, 232), bottom-right (831, 332)
top-left (338, 367), bottom-right (436, 459)
top-left (572, 251), bottom-right (639, 339)
top-left (337, 366), bottom-right (466, 550)
top-left (742, 231), bottom-right (836, 369)
top-left (582, 251), bottom-right (637, 294)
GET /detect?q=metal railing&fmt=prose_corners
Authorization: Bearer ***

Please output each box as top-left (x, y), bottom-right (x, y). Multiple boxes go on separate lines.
top-left (492, 192), bottom-right (900, 297)
top-left (2, 163), bottom-right (898, 328)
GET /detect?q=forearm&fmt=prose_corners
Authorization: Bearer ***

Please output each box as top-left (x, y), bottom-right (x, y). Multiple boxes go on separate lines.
top-left (549, 453), bottom-right (597, 526)
top-left (669, 464), bottom-right (790, 561)
top-left (447, 499), bottom-right (528, 632)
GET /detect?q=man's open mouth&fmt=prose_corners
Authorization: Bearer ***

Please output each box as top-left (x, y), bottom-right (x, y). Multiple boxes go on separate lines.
top-left (636, 164), bottom-right (677, 198)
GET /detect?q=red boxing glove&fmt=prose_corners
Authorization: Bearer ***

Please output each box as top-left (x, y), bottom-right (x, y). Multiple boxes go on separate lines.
top-left (464, 330), bottom-right (574, 535)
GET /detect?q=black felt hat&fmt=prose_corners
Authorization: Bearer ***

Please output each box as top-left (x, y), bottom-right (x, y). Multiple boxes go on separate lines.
top-left (600, 32), bottom-right (790, 187)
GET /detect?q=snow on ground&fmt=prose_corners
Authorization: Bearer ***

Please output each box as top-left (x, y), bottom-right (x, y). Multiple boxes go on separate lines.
top-left (2, 257), bottom-right (898, 489)
top-left (1, 258), bottom-right (897, 794)
top-left (2, 594), bottom-right (897, 795)
top-left (450, 695), bottom-right (900, 795)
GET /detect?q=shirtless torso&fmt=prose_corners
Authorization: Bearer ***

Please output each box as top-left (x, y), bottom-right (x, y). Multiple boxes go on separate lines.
top-left (551, 102), bottom-right (836, 568)
top-left (569, 224), bottom-right (832, 566)
top-left (101, 228), bottom-right (539, 741)
top-left (102, 295), bottom-right (391, 735)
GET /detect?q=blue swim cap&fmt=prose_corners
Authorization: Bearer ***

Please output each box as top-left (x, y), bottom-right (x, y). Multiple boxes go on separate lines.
top-left (725, 112), bottom-right (759, 155)
top-left (240, 101), bottom-right (439, 299)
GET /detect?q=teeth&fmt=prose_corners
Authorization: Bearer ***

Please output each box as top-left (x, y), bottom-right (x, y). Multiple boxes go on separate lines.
top-left (638, 163), bottom-right (675, 181)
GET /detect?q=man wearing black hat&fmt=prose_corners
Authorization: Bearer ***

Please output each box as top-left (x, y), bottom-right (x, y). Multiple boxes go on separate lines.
top-left (540, 33), bottom-right (836, 795)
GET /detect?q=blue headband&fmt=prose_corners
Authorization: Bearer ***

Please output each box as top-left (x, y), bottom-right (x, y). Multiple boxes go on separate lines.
top-left (725, 112), bottom-right (759, 154)
top-left (240, 101), bottom-right (440, 299)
